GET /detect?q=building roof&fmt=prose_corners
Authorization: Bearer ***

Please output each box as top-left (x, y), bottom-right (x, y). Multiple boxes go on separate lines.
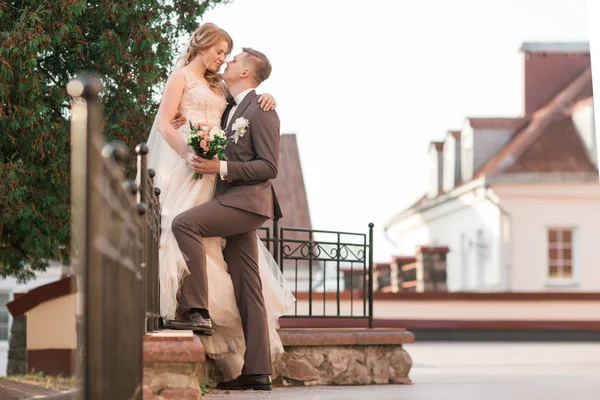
top-left (430, 141), bottom-right (444, 152)
top-left (263, 134), bottom-right (312, 233)
top-left (6, 276), bottom-right (75, 318)
top-left (468, 117), bottom-right (528, 130)
top-left (476, 67), bottom-right (593, 176)
top-left (387, 60), bottom-right (596, 226)
top-left (504, 116), bottom-right (596, 174)
top-left (568, 96), bottom-right (594, 115)
top-left (519, 42), bottom-right (590, 53)
top-left (448, 130), bottom-right (461, 139)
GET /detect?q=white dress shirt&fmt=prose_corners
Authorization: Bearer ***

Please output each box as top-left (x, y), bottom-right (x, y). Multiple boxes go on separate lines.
top-left (219, 87), bottom-right (256, 180)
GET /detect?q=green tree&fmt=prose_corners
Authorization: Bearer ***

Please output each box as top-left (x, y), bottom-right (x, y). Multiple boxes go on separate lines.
top-left (0, 0), bottom-right (228, 281)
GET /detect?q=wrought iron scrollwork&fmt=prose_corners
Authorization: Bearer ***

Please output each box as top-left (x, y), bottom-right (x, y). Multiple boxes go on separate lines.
top-left (281, 242), bottom-right (366, 262)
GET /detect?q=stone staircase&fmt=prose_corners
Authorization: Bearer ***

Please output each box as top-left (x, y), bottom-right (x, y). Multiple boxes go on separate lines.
top-left (142, 327), bottom-right (414, 399)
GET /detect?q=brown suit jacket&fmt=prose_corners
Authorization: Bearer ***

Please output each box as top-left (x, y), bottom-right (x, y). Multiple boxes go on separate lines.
top-left (215, 90), bottom-right (283, 220)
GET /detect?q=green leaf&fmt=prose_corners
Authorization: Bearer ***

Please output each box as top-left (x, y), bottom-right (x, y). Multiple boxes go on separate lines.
top-left (1, 0), bottom-right (231, 281)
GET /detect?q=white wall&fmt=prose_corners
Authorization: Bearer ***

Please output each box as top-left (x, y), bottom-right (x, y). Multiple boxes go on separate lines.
top-left (293, 298), bottom-right (600, 320)
top-left (572, 103), bottom-right (597, 166)
top-left (460, 124), bottom-right (474, 182)
top-left (443, 133), bottom-right (461, 192)
top-left (586, 0), bottom-right (600, 164)
top-left (494, 182), bottom-right (600, 291)
top-left (386, 184), bottom-right (503, 292)
top-left (428, 145), bottom-right (443, 198)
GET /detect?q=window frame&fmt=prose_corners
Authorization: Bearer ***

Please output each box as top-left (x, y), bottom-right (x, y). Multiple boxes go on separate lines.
top-left (545, 227), bottom-right (578, 287)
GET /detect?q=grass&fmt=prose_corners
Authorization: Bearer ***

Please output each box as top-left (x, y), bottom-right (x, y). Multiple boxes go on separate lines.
top-left (2, 372), bottom-right (79, 391)
top-left (200, 378), bottom-right (209, 395)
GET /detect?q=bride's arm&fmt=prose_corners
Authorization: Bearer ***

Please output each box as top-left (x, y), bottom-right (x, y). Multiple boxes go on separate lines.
top-left (220, 79), bottom-right (276, 111)
top-left (157, 70), bottom-right (194, 160)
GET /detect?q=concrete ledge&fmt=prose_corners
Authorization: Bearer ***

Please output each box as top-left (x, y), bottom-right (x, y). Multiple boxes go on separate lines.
top-left (279, 328), bottom-right (415, 346)
top-left (144, 330), bottom-right (205, 363)
top-left (273, 328), bottom-right (414, 386)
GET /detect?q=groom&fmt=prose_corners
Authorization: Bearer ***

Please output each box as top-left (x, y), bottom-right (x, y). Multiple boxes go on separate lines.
top-left (166, 48), bottom-right (281, 391)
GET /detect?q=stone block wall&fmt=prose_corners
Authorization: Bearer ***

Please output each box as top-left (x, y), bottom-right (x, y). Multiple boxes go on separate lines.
top-left (415, 246), bottom-right (449, 292)
top-left (205, 328), bottom-right (415, 387)
top-left (273, 344), bottom-right (412, 386)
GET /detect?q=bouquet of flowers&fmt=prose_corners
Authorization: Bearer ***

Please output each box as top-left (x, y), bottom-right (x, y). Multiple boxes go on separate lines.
top-left (186, 121), bottom-right (228, 180)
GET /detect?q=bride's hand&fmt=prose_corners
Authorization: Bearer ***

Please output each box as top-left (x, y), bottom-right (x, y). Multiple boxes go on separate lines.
top-left (184, 152), bottom-right (219, 175)
top-left (184, 151), bottom-right (202, 171)
top-left (258, 94), bottom-right (276, 111)
top-left (172, 111), bottom-right (186, 129)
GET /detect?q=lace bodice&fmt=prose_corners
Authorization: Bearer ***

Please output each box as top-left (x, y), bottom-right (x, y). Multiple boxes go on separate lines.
top-left (178, 69), bottom-right (227, 133)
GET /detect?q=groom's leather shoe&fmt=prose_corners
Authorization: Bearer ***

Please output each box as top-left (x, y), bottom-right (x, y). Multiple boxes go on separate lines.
top-left (165, 310), bottom-right (213, 335)
top-left (216, 374), bottom-right (272, 391)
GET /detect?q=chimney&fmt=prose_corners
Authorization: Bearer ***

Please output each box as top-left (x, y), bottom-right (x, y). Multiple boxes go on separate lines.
top-left (428, 141), bottom-right (444, 198)
top-left (521, 42), bottom-right (590, 115)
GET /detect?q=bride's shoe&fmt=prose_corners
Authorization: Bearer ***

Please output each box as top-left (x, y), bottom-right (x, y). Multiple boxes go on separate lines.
top-left (165, 309), bottom-right (214, 335)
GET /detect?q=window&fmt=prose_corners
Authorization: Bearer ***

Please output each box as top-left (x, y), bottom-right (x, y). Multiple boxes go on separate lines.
top-left (0, 292), bottom-right (10, 341)
top-left (547, 229), bottom-right (573, 279)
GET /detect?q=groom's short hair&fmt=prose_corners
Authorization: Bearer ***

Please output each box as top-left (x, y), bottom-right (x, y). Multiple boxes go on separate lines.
top-left (242, 47), bottom-right (272, 85)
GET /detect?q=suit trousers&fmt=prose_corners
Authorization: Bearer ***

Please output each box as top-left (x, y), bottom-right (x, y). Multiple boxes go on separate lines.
top-left (171, 198), bottom-right (271, 375)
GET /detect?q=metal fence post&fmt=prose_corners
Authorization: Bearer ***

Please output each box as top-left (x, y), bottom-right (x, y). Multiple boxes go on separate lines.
top-left (368, 222), bottom-right (374, 328)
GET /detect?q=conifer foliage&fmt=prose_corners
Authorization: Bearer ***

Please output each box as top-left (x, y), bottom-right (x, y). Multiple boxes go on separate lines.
top-left (0, 0), bottom-right (228, 280)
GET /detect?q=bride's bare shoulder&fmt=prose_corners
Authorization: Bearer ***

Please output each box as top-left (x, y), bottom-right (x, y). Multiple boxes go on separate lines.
top-left (168, 69), bottom-right (187, 81)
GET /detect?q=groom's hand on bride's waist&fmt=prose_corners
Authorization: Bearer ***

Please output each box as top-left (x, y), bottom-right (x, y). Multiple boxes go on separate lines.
top-left (171, 111), bottom-right (186, 129)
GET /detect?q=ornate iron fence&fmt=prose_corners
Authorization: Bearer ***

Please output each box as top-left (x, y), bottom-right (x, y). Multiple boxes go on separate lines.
top-left (135, 144), bottom-right (162, 332)
top-left (259, 222), bottom-right (374, 328)
top-left (69, 73), bottom-right (161, 399)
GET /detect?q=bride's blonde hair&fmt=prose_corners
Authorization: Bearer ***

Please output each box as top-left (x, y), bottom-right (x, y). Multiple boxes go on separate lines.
top-left (182, 23), bottom-right (233, 92)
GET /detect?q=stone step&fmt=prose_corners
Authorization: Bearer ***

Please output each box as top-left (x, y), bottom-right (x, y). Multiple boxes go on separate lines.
top-left (143, 327), bottom-right (414, 398)
top-left (273, 328), bottom-right (414, 386)
top-left (143, 331), bottom-right (205, 399)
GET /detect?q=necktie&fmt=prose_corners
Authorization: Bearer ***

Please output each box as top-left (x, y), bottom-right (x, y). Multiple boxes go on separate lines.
top-left (224, 99), bottom-right (236, 128)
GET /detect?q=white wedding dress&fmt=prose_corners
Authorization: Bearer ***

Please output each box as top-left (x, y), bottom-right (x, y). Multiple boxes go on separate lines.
top-left (146, 68), bottom-right (294, 379)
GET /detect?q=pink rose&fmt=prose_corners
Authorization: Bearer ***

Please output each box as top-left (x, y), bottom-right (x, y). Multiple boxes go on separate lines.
top-left (194, 122), bottom-right (201, 129)
top-left (200, 140), bottom-right (207, 149)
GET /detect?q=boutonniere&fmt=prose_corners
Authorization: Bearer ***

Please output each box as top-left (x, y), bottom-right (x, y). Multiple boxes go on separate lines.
top-left (232, 117), bottom-right (249, 144)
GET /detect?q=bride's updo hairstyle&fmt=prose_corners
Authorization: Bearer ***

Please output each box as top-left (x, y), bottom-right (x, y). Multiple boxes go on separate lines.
top-left (183, 23), bottom-right (233, 92)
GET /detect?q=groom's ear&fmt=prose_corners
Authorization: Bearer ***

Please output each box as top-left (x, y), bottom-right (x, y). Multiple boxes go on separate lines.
top-left (240, 68), bottom-right (250, 79)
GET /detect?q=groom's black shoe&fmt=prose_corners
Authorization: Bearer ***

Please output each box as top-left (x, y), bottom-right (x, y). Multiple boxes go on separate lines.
top-left (165, 309), bottom-right (213, 335)
top-left (216, 374), bottom-right (272, 391)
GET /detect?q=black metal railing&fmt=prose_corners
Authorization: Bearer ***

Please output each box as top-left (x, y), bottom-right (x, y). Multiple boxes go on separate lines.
top-left (135, 144), bottom-right (162, 332)
top-left (69, 73), bottom-right (161, 399)
top-left (259, 222), bottom-right (374, 328)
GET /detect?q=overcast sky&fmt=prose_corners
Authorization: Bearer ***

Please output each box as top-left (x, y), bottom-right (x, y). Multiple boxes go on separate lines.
top-left (198, 0), bottom-right (589, 261)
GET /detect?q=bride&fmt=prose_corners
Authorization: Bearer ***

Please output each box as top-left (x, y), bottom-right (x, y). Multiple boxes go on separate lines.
top-left (145, 22), bottom-right (294, 381)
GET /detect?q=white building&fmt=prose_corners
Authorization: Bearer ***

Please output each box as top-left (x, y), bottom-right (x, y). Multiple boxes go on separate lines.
top-left (384, 42), bottom-right (600, 292)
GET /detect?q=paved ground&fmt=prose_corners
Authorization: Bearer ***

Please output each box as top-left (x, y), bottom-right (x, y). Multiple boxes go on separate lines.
top-left (0, 378), bottom-right (59, 399)
top-left (205, 342), bottom-right (600, 400)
